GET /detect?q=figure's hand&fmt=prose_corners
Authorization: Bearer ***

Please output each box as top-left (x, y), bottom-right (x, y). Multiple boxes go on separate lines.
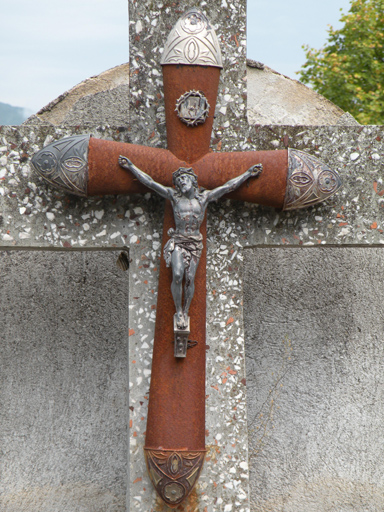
top-left (248, 163), bottom-right (263, 177)
top-left (118, 155), bottom-right (134, 170)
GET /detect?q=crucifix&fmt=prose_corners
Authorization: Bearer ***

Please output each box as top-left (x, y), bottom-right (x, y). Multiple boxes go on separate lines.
top-left (31, 7), bottom-right (341, 508)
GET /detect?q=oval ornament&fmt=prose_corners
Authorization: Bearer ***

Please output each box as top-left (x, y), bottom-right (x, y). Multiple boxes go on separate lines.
top-left (185, 38), bottom-right (199, 63)
top-left (169, 453), bottom-right (182, 475)
top-left (290, 172), bottom-right (313, 187)
top-left (63, 156), bottom-right (86, 172)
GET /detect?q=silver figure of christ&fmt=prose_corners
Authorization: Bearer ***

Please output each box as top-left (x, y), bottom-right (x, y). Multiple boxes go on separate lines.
top-left (118, 156), bottom-right (262, 329)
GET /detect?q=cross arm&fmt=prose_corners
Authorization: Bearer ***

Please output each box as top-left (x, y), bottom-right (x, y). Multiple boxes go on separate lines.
top-left (193, 149), bottom-right (341, 210)
top-left (32, 135), bottom-right (286, 204)
top-left (193, 150), bottom-right (288, 208)
top-left (31, 135), bottom-right (187, 198)
top-left (32, 136), bottom-right (341, 212)
top-left (88, 138), bottom-right (185, 196)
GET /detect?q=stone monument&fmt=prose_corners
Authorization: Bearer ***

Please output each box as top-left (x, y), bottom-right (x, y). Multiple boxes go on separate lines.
top-left (1, 1), bottom-right (384, 512)
top-left (29, 5), bottom-right (341, 509)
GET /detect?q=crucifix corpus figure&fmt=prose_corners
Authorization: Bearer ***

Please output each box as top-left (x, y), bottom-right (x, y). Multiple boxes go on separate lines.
top-left (119, 157), bottom-right (262, 331)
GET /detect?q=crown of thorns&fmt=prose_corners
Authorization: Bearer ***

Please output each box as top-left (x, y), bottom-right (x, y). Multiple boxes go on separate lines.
top-left (172, 167), bottom-right (198, 186)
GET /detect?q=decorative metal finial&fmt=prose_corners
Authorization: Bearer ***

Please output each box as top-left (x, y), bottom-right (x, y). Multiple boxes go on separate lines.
top-left (160, 8), bottom-right (223, 68)
top-left (31, 134), bottom-right (90, 197)
top-left (283, 149), bottom-right (342, 210)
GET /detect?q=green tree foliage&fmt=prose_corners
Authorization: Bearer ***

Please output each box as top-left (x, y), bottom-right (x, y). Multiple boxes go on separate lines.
top-left (299, 0), bottom-right (384, 124)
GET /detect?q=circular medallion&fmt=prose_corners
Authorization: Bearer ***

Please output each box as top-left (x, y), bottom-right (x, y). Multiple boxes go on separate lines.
top-left (318, 170), bottom-right (338, 193)
top-left (175, 90), bottom-right (210, 127)
top-left (182, 11), bottom-right (206, 34)
top-left (37, 151), bottom-right (57, 176)
top-left (164, 482), bottom-right (185, 503)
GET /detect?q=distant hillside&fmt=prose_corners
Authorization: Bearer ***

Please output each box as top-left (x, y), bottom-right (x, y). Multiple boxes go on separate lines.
top-left (0, 102), bottom-right (33, 125)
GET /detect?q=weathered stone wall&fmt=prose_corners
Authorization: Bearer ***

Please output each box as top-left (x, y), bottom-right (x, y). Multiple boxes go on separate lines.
top-left (26, 64), bottom-right (130, 128)
top-left (0, 250), bottom-right (128, 512)
top-left (244, 247), bottom-right (384, 512)
top-left (247, 64), bottom-right (347, 126)
top-left (24, 62), bottom-right (356, 129)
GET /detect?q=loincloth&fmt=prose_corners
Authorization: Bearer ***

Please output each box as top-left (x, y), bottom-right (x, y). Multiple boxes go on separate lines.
top-left (163, 229), bottom-right (203, 268)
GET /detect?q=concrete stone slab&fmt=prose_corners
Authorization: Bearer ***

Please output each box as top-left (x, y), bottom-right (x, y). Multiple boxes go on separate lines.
top-left (244, 247), bottom-right (384, 512)
top-left (0, 250), bottom-right (129, 512)
top-left (26, 64), bottom-right (130, 128)
top-left (4, 124), bottom-right (384, 251)
top-left (247, 64), bottom-right (352, 126)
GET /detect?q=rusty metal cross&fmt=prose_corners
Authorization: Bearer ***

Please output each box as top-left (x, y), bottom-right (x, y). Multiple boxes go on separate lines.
top-left (32, 8), bottom-right (341, 508)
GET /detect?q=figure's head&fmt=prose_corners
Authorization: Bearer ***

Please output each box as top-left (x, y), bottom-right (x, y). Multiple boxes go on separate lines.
top-left (172, 167), bottom-right (198, 194)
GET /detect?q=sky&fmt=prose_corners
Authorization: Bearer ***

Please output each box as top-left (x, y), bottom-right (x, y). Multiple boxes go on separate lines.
top-left (1, 0), bottom-right (352, 113)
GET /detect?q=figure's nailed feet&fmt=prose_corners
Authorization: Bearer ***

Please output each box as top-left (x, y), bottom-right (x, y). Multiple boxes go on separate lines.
top-left (118, 155), bottom-right (133, 170)
top-left (248, 163), bottom-right (263, 177)
top-left (176, 310), bottom-right (187, 330)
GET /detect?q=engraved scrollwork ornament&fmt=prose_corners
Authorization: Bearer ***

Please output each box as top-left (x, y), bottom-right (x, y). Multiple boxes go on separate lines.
top-left (144, 448), bottom-right (206, 508)
top-left (283, 148), bottom-right (342, 210)
top-left (160, 7), bottom-right (223, 68)
top-left (31, 134), bottom-right (90, 197)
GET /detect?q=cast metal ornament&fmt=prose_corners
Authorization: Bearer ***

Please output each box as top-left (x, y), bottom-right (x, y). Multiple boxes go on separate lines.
top-left (175, 90), bottom-right (210, 126)
top-left (144, 449), bottom-right (206, 508)
top-left (31, 134), bottom-right (89, 197)
top-left (160, 7), bottom-right (223, 68)
top-left (283, 148), bottom-right (342, 210)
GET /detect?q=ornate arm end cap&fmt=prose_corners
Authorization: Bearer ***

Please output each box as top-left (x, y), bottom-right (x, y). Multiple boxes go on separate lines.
top-left (31, 134), bottom-right (90, 197)
top-left (160, 8), bottom-right (223, 68)
top-left (283, 148), bottom-right (342, 211)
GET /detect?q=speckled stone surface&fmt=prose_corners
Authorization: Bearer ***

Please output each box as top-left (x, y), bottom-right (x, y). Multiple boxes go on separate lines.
top-left (2, 123), bottom-right (384, 512)
top-left (4, 124), bottom-right (384, 250)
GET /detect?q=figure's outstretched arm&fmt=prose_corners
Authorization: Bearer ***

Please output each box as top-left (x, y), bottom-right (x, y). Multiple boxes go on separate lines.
top-left (203, 164), bottom-right (262, 203)
top-left (119, 156), bottom-right (173, 200)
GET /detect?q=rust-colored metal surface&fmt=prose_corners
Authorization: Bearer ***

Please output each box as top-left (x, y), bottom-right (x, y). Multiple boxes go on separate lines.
top-left (142, 63), bottom-right (219, 508)
top-left (162, 65), bottom-right (221, 163)
top-left (194, 150), bottom-right (288, 208)
top-left (88, 138), bottom-right (186, 196)
top-left (145, 201), bottom-right (207, 450)
top-left (87, 138), bottom-right (288, 208)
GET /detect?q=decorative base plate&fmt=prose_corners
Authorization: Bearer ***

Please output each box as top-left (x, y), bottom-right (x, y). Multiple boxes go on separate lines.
top-left (174, 315), bottom-right (190, 358)
top-left (144, 448), bottom-right (206, 508)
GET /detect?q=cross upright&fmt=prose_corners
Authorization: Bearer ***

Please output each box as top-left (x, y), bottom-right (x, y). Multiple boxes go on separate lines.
top-left (31, 2), bottom-right (341, 509)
